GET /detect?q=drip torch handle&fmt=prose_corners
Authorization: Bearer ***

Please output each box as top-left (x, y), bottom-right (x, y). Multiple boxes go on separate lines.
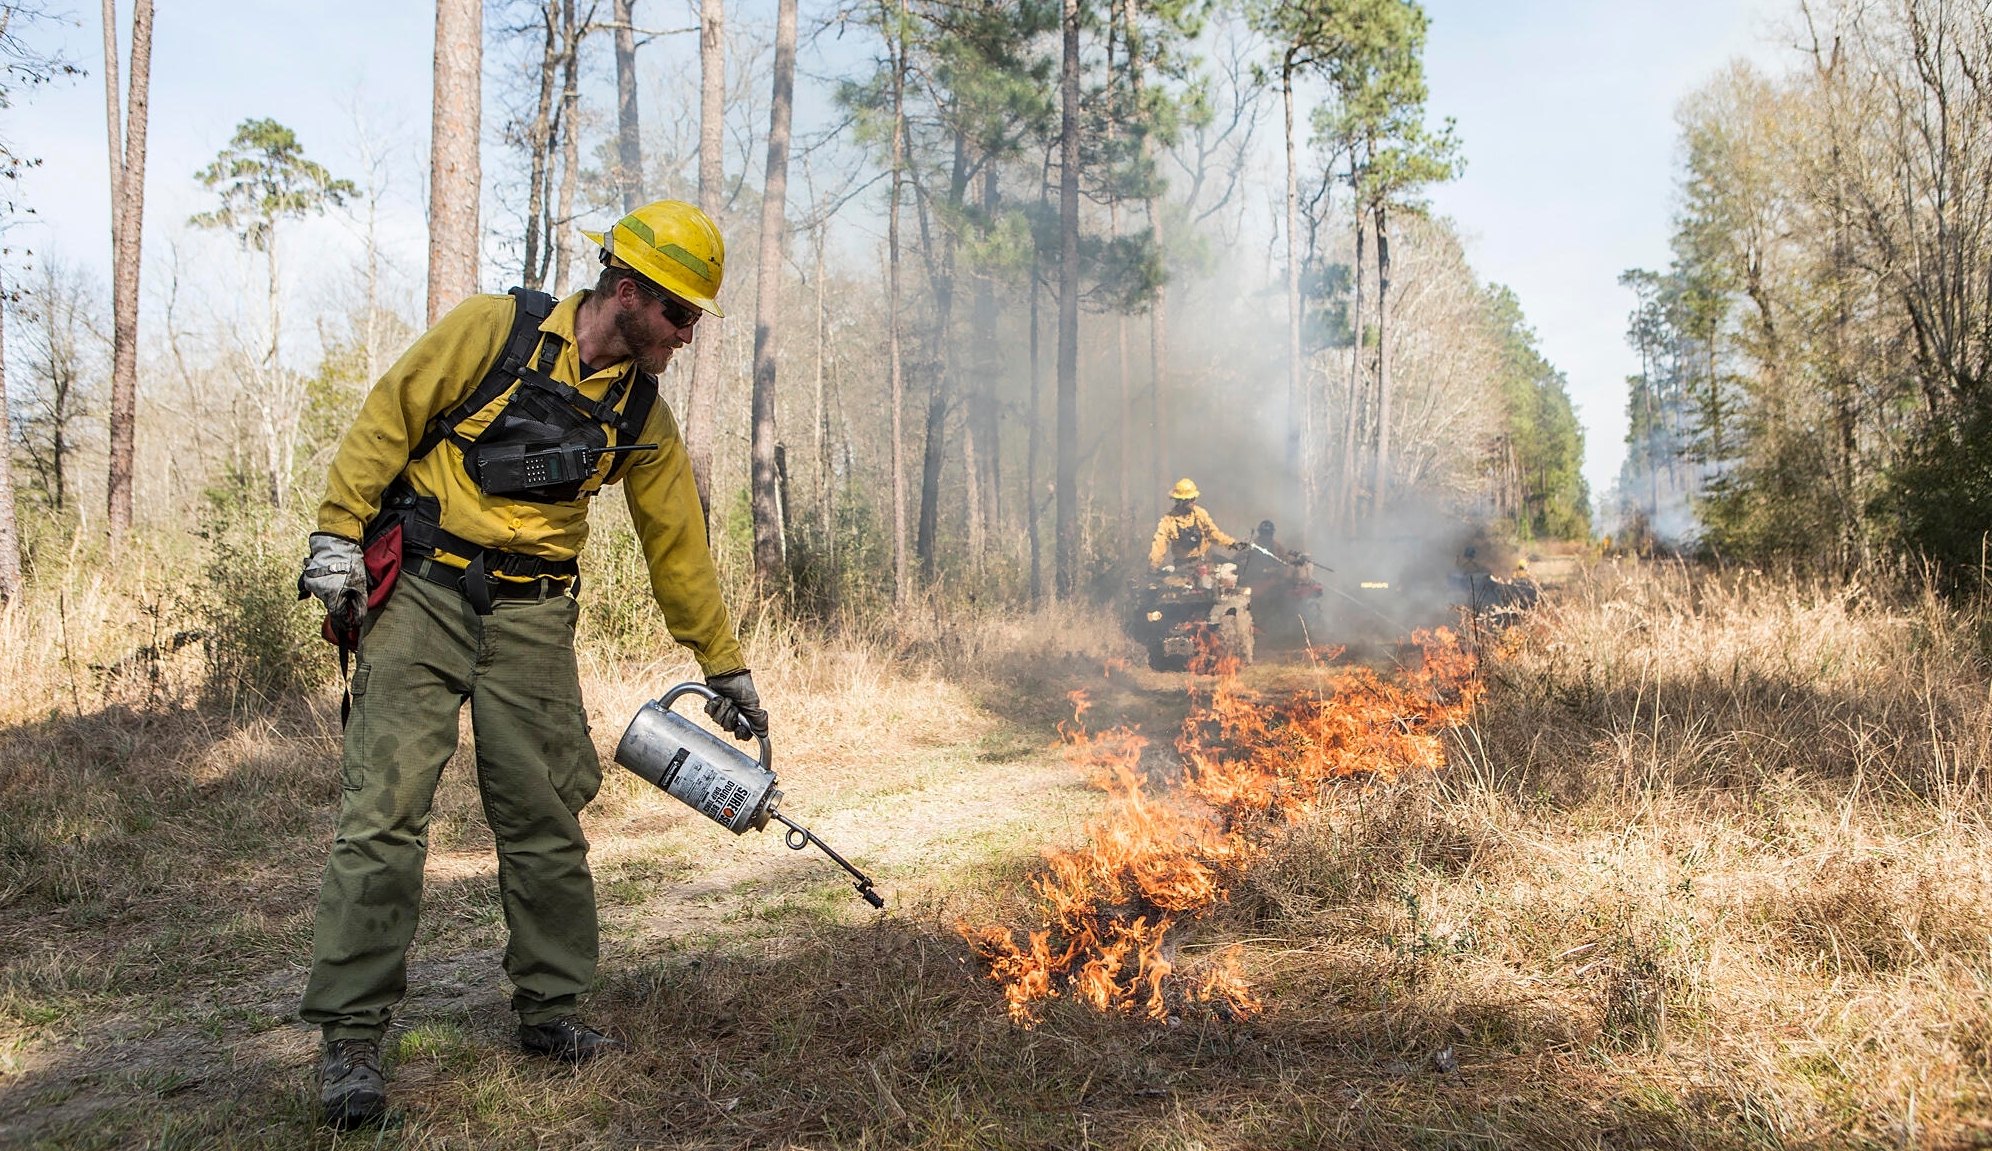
top-left (655, 682), bottom-right (774, 773)
top-left (771, 810), bottom-right (884, 908)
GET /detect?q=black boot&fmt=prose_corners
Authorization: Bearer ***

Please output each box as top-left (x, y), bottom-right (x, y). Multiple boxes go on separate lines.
top-left (318, 1038), bottom-right (387, 1128)
top-left (518, 1016), bottom-right (626, 1063)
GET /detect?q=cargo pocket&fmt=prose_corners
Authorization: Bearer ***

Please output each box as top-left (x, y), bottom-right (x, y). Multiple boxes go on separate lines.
top-left (341, 664), bottom-right (372, 790)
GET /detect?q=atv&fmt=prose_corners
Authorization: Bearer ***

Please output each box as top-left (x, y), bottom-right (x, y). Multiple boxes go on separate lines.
top-left (1128, 563), bottom-right (1254, 672)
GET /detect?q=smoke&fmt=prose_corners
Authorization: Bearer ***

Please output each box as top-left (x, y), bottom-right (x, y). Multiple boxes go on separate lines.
top-left (1135, 206), bottom-right (1518, 649)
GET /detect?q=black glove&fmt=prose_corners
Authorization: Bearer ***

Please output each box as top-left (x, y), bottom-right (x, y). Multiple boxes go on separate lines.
top-left (705, 670), bottom-right (769, 741)
top-left (1231, 540), bottom-right (1249, 552)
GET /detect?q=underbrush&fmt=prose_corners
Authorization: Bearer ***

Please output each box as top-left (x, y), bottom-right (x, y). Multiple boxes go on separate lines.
top-left (1213, 560), bottom-right (1992, 1146)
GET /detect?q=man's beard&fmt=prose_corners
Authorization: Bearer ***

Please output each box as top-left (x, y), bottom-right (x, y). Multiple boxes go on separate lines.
top-left (613, 304), bottom-right (676, 373)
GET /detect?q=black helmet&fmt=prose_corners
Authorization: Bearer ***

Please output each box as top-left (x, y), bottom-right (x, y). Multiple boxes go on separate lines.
top-left (1257, 519), bottom-right (1276, 536)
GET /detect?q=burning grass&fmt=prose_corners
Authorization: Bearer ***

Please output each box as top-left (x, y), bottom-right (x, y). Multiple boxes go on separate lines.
top-left (964, 630), bottom-right (1482, 1026)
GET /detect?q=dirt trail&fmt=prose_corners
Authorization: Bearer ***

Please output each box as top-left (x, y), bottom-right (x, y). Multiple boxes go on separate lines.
top-left (0, 654), bottom-right (1189, 1144)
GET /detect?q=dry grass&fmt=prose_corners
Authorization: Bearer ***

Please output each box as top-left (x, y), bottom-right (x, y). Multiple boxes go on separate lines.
top-left (5, 553), bottom-right (1992, 1148)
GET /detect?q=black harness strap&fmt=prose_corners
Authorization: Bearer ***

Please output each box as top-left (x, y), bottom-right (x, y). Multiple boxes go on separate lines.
top-left (410, 287), bottom-right (558, 464)
top-left (606, 373), bottom-right (658, 483)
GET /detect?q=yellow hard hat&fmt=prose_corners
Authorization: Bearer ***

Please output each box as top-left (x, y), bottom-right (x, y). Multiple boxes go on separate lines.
top-left (582, 200), bottom-right (727, 318)
top-left (1169, 477), bottom-right (1199, 501)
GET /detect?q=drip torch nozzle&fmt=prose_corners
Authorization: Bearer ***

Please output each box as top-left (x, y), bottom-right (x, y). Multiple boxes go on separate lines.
top-left (771, 810), bottom-right (886, 909)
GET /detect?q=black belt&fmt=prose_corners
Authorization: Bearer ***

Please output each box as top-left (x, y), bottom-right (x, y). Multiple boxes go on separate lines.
top-left (405, 555), bottom-right (575, 612)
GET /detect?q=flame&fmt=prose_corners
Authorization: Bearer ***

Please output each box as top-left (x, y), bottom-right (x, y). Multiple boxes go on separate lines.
top-left (962, 627), bottom-right (1481, 1026)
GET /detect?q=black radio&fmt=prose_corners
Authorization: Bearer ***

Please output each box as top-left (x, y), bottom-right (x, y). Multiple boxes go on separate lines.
top-left (472, 441), bottom-right (657, 496)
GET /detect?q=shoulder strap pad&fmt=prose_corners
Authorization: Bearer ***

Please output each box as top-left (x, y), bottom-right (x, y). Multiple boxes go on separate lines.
top-left (409, 288), bottom-right (557, 463)
top-left (606, 370), bottom-right (660, 483)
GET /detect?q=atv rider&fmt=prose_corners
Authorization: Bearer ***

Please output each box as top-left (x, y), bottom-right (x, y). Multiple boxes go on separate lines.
top-left (1148, 478), bottom-right (1245, 571)
top-left (1237, 519), bottom-right (1311, 593)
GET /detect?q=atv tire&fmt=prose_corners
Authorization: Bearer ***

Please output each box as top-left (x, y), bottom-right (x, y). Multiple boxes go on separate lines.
top-left (1147, 641), bottom-right (1186, 673)
top-left (1218, 606), bottom-right (1255, 666)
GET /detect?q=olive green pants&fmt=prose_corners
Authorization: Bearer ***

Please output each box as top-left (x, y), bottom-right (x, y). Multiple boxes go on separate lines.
top-left (300, 575), bottom-right (602, 1041)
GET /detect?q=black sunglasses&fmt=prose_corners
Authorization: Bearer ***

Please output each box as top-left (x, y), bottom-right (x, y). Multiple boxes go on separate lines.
top-left (634, 280), bottom-right (702, 329)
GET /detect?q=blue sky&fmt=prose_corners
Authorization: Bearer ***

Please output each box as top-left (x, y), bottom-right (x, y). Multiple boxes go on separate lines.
top-left (14, 0), bottom-right (1791, 506)
top-left (1420, 0), bottom-right (1788, 502)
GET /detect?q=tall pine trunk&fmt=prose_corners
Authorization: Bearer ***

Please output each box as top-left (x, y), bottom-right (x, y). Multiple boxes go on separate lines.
top-left (1281, 52), bottom-right (1302, 478)
top-left (521, 2), bottom-right (558, 288)
top-left (1028, 172), bottom-right (1047, 604)
top-left (685, 0), bottom-right (726, 519)
top-left (749, 0), bottom-right (796, 584)
top-left (1370, 200), bottom-right (1392, 525)
top-left (1109, 6), bottom-right (1130, 557)
top-left (812, 219), bottom-right (830, 546)
top-left (914, 131), bottom-right (967, 578)
top-left (886, 0), bottom-right (909, 605)
top-left (968, 166), bottom-right (1000, 570)
top-left (102, 0), bottom-right (153, 541)
top-left (1340, 198), bottom-right (1365, 527)
top-left (1140, 26), bottom-right (1166, 519)
top-left (1055, 0), bottom-right (1081, 599)
top-left (0, 278), bottom-right (21, 604)
top-left (613, 0), bottom-right (643, 212)
top-left (428, 0), bottom-right (482, 324)
top-left (552, 0), bottom-right (582, 295)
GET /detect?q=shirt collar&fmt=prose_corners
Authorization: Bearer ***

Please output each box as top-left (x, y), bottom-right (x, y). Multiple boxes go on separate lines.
top-left (542, 289), bottom-right (630, 383)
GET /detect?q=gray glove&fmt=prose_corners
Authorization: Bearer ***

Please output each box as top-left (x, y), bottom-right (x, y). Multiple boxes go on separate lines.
top-left (300, 533), bottom-right (368, 630)
top-left (704, 670), bottom-right (769, 741)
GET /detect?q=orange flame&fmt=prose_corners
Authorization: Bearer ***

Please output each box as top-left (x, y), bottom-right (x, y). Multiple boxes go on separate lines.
top-left (962, 628), bottom-right (1481, 1026)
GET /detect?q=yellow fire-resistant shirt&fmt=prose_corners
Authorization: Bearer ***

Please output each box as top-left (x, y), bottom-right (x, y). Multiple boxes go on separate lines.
top-left (316, 290), bottom-right (745, 676)
top-left (1148, 505), bottom-right (1238, 569)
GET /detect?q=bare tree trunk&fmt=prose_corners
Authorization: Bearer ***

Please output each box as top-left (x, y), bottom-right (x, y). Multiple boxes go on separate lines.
top-left (812, 216), bottom-right (829, 542)
top-left (521, 3), bottom-right (559, 289)
top-left (552, 0), bottom-right (582, 295)
top-left (1055, 0), bottom-right (1080, 600)
top-left (749, 0), bottom-right (796, 585)
top-left (262, 226), bottom-right (288, 506)
top-left (1282, 53), bottom-right (1301, 478)
top-left (429, 0), bottom-right (482, 324)
top-left (914, 132), bottom-right (967, 579)
top-left (1028, 203), bottom-right (1044, 604)
top-left (685, 0), bottom-right (726, 519)
top-left (102, 0), bottom-right (153, 541)
top-left (1371, 200), bottom-right (1392, 524)
top-left (355, 115), bottom-right (389, 381)
top-left (1149, 275), bottom-right (1167, 512)
top-left (0, 278), bottom-right (21, 604)
top-left (967, 167), bottom-right (999, 571)
top-left (887, 0), bottom-right (909, 605)
top-left (1108, 10), bottom-right (1130, 559)
top-left (613, 0), bottom-right (644, 212)
top-left (1340, 199), bottom-right (1364, 527)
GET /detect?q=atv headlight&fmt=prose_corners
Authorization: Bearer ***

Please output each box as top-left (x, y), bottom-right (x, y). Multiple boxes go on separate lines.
top-left (1146, 611), bottom-right (1163, 622)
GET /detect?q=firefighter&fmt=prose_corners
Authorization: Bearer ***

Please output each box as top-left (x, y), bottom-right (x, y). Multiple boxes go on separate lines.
top-left (1238, 519), bottom-right (1311, 591)
top-left (1248, 519), bottom-right (1310, 567)
top-left (1148, 478), bottom-right (1245, 570)
top-left (295, 200), bottom-right (767, 1128)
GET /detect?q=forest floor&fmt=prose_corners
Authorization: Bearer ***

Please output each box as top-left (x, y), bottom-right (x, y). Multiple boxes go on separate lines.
top-left (5, 563), bottom-right (1992, 1149)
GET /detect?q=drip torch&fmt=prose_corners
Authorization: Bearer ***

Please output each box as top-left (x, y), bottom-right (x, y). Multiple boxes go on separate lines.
top-left (614, 683), bottom-right (885, 908)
